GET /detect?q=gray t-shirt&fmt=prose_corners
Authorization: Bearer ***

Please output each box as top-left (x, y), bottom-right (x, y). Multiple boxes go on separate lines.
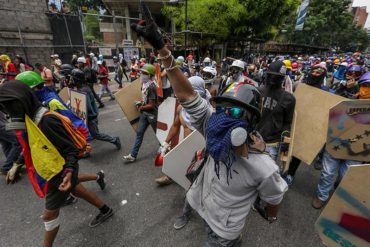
top-left (182, 94), bottom-right (288, 240)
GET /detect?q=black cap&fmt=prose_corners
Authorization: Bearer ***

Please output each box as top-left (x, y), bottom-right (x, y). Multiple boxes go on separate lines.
top-left (267, 61), bottom-right (286, 76)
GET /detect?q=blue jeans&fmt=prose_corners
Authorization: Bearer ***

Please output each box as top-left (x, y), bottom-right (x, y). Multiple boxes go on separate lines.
top-left (130, 113), bottom-right (157, 158)
top-left (266, 143), bottom-right (279, 162)
top-left (317, 150), bottom-right (359, 201)
top-left (0, 127), bottom-right (22, 172)
top-left (99, 84), bottom-right (115, 99)
top-left (204, 221), bottom-right (241, 247)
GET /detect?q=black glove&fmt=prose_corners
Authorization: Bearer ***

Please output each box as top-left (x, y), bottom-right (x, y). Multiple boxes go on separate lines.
top-left (131, 1), bottom-right (165, 50)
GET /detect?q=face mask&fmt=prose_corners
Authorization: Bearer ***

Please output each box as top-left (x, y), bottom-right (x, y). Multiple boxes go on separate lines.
top-left (231, 71), bottom-right (241, 81)
top-left (140, 74), bottom-right (150, 84)
top-left (307, 73), bottom-right (325, 86)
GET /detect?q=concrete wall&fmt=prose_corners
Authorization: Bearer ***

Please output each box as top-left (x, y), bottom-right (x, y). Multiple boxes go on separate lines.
top-left (0, 0), bottom-right (53, 66)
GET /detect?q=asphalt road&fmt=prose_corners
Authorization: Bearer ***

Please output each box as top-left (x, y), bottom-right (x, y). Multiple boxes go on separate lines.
top-left (0, 86), bottom-right (326, 247)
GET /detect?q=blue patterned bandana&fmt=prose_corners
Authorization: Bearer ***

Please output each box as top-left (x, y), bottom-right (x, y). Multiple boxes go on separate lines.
top-left (206, 112), bottom-right (248, 184)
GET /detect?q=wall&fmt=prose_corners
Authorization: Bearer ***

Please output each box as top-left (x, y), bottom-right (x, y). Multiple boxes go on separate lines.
top-left (0, 0), bottom-right (53, 66)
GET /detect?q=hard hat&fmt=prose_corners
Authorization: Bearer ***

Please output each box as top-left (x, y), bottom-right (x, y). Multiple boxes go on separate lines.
top-left (203, 57), bottom-right (211, 63)
top-left (248, 64), bottom-right (256, 72)
top-left (202, 66), bottom-right (216, 76)
top-left (140, 63), bottom-right (155, 76)
top-left (77, 57), bottom-right (86, 64)
top-left (340, 62), bottom-right (348, 67)
top-left (291, 62), bottom-right (298, 70)
top-left (283, 60), bottom-right (292, 70)
top-left (211, 82), bottom-right (261, 124)
top-left (177, 56), bottom-right (185, 63)
top-left (334, 58), bottom-right (340, 65)
top-left (15, 71), bottom-right (44, 88)
top-left (71, 68), bottom-right (85, 82)
top-left (97, 60), bottom-right (102, 65)
top-left (154, 152), bottom-right (163, 167)
top-left (89, 52), bottom-right (95, 56)
top-left (358, 72), bottom-right (370, 85)
top-left (230, 60), bottom-right (245, 70)
top-left (60, 64), bottom-right (74, 76)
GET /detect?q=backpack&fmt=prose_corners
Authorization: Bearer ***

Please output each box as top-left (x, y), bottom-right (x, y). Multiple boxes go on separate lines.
top-left (44, 111), bottom-right (88, 158)
top-left (90, 69), bottom-right (98, 84)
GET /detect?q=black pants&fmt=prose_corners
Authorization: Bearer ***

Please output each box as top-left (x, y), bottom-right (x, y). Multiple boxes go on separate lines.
top-left (88, 84), bottom-right (104, 106)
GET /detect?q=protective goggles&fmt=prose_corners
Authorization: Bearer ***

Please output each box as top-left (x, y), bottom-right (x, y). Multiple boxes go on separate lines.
top-left (216, 106), bottom-right (245, 119)
top-left (345, 71), bottom-right (362, 79)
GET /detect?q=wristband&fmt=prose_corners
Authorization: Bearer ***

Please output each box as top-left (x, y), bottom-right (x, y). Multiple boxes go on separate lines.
top-left (62, 168), bottom-right (74, 178)
top-left (158, 51), bottom-right (172, 60)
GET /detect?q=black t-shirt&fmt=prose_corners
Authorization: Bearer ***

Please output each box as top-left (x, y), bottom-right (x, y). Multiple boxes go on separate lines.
top-left (256, 86), bottom-right (296, 143)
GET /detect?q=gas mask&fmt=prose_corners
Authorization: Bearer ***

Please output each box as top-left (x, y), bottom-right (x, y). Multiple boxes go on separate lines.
top-left (230, 68), bottom-right (242, 81)
top-left (1, 100), bottom-right (26, 130)
top-left (140, 74), bottom-right (150, 84)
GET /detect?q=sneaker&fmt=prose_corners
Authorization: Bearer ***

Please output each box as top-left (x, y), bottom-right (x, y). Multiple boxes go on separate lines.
top-left (123, 154), bottom-right (136, 163)
top-left (62, 194), bottom-right (78, 207)
top-left (312, 197), bottom-right (325, 209)
top-left (155, 175), bottom-right (173, 186)
top-left (98, 104), bottom-right (105, 109)
top-left (109, 97), bottom-right (115, 101)
top-left (283, 174), bottom-right (294, 186)
top-left (96, 171), bottom-right (106, 190)
top-left (89, 208), bottom-right (114, 228)
top-left (173, 214), bottom-right (190, 230)
top-left (114, 137), bottom-right (121, 150)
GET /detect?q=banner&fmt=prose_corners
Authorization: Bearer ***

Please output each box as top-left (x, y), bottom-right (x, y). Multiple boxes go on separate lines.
top-left (123, 47), bottom-right (139, 62)
top-left (295, 0), bottom-right (310, 31)
top-left (70, 90), bottom-right (87, 125)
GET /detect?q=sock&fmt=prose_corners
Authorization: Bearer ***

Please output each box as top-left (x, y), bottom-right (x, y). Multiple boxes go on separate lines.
top-left (99, 204), bottom-right (110, 214)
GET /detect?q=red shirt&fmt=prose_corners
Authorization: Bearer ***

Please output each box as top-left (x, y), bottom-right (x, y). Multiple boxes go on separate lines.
top-left (2, 63), bottom-right (17, 80)
top-left (98, 66), bottom-right (109, 85)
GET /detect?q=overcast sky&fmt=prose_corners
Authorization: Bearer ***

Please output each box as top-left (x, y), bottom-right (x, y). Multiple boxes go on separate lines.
top-left (353, 0), bottom-right (370, 28)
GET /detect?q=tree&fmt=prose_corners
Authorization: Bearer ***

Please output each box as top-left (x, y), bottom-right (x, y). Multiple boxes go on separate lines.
top-left (84, 9), bottom-right (102, 42)
top-left (162, 0), bottom-right (299, 47)
top-left (282, 0), bottom-right (370, 52)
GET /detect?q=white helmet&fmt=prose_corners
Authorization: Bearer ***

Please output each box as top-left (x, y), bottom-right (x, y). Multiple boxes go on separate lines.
top-left (177, 56), bottom-right (185, 63)
top-left (202, 66), bottom-right (216, 76)
top-left (89, 52), bottom-right (95, 57)
top-left (77, 57), bottom-right (86, 64)
top-left (231, 60), bottom-right (245, 70)
top-left (203, 57), bottom-right (211, 63)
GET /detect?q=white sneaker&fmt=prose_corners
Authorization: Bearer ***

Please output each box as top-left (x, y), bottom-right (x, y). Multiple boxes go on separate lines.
top-left (123, 154), bottom-right (136, 163)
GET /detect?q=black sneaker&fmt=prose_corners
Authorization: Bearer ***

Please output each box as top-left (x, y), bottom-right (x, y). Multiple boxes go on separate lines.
top-left (173, 214), bottom-right (190, 230)
top-left (114, 137), bottom-right (121, 150)
top-left (62, 194), bottom-right (78, 207)
top-left (96, 170), bottom-right (106, 190)
top-left (89, 208), bottom-right (113, 228)
top-left (98, 104), bottom-right (105, 109)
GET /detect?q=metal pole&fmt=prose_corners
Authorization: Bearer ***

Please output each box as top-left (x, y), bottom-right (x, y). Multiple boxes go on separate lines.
top-left (63, 14), bottom-right (73, 48)
top-left (14, 10), bottom-right (29, 63)
top-left (78, 7), bottom-right (87, 54)
top-left (185, 0), bottom-right (188, 57)
top-left (112, 10), bottom-right (120, 56)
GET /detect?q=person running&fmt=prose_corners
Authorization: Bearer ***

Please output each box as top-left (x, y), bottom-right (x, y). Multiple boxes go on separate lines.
top-left (113, 56), bottom-right (123, 89)
top-left (131, 7), bottom-right (287, 245)
top-left (118, 53), bottom-right (129, 81)
top-left (123, 64), bottom-right (158, 163)
top-left (0, 81), bottom-right (114, 247)
top-left (97, 61), bottom-right (115, 100)
top-left (70, 68), bottom-right (121, 150)
top-left (76, 56), bottom-right (105, 108)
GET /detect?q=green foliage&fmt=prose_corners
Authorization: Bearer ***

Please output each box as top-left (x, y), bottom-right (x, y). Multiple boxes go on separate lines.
top-left (162, 0), bottom-right (298, 44)
top-left (283, 0), bottom-right (370, 52)
top-left (83, 9), bottom-right (102, 42)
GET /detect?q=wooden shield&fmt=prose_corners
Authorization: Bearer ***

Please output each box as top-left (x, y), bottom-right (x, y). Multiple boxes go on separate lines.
top-left (291, 84), bottom-right (344, 165)
top-left (326, 100), bottom-right (370, 162)
top-left (162, 130), bottom-right (205, 190)
top-left (115, 79), bottom-right (142, 131)
top-left (315, 164), bottom-right (370, 247)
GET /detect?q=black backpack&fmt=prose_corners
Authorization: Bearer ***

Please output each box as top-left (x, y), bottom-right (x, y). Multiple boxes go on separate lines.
top-left (90, 69), bottom-right (98, 84)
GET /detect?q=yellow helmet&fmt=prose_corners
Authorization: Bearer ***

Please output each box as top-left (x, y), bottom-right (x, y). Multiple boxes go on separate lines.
top-left (283, 60), bottom-right (292, 70)
top-left (334, 58), bottom-right (340, 65)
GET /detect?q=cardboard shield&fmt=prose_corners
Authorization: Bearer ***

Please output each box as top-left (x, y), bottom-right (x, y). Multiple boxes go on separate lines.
top-left (115, 79), bottom-right (142, 131)
top-left (315, 164), bottom-right (370, 247)
top-left (163, 130), bottom-right (205, 190)
top-left (70, 90), bottom-right (87, 125)
top-left (292, 84), bottom-right (344, 165)
top-left (326, 100), bottom-right (370, 162)
top-left (58, 87), bottom-right (70, 104)
top-left (156, 97), bottom-right (184, 146)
